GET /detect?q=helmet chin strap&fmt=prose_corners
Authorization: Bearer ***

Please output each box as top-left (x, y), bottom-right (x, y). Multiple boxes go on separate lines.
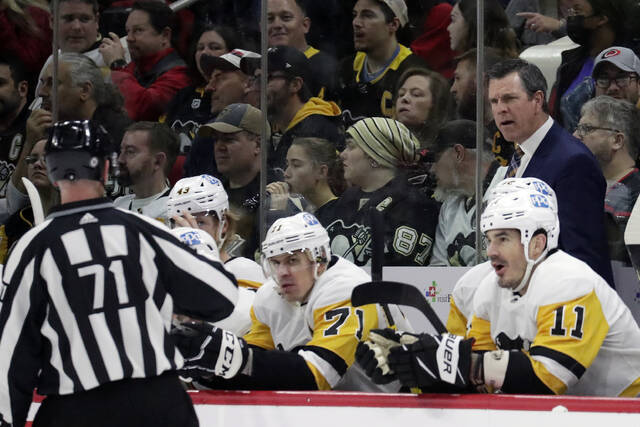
top-left (513, 246), bottom-right (549, 294)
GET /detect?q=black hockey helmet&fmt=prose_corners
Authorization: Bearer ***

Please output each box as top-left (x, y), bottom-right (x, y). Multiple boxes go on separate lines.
top-left (45, 120), bottom-right (118, 183)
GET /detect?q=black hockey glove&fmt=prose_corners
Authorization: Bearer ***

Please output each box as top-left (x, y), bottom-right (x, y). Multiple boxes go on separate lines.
top-left (356, 328), bottom-right (420, 384)
top-left (172, 321), bottom-right (248, 379)
top-left (388, 333), bottom-right (474, 389)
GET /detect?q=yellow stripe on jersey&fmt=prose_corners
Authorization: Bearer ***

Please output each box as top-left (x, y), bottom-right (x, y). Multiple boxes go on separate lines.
top-left (237, 278), bottom-right (261, 290)
top-left (446, 297), bottom-right (468, 337)
top-left (243, 306), bottom-right (275, 350)
top-left (620, 376), bottom-right (640, 397)
top-left (468, 315), bottom-right (497, 351)
top-left (353, 44), bottom-right (413, 85)
top-left (525, 352), bottom-right (568, 395)
top-left (533, 290), bottom-right (609, 373)
top-left (306, 360), bottom-right (332, 390)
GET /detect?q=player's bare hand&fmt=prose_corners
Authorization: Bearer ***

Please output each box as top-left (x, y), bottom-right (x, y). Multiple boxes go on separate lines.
top-left (173, 212), bottom-right (199, 229)
top-left (99, 32), bottom-right (126, 66)
top-left (266, 181), bottom-right (290, 211)
top-left (516, 12), bottom-right (564, 33)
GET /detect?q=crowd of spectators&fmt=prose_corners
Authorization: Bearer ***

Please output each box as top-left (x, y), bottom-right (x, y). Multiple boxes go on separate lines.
top-left (2, 0), bottom-right (640, 288)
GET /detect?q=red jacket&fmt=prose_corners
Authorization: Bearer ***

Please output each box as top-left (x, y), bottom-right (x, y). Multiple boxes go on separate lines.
top-left (410, 3), bottom-right (456, 80)
top-left (0, 6), bottom-right (52, 74)
top-left (111, 47), bottom-right (191, 121)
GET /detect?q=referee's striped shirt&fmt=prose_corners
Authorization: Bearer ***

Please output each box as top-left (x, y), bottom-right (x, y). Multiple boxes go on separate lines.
top-left (0, 198), bottom-right (238, 426)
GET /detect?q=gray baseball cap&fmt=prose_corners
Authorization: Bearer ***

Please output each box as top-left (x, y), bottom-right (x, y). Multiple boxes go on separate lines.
top-left (593, 46), bottom-right (640, 77)
top-left (199, 103), bottom-right (270, 139)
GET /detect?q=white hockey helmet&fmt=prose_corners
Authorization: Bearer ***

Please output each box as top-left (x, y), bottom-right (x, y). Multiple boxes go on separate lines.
top-left (170, 227), bottom-right (221, 262)
top-left (481, 188), bottom-right (560, 257)
top-left (261, 212), bottom-right (331, 273)
top-left (488, 177), bottom-right (558, 212)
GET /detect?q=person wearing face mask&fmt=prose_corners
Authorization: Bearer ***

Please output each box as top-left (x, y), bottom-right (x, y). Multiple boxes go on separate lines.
top-left (548, 0), bottom-right (629, 133)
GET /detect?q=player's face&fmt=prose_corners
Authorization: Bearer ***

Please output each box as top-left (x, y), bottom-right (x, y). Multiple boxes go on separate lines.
top-left (431, 147), bottom-right (462, 202)
top-left (594, 63), bottom-right (640, 105)
top-left (0, 65), bottom-right (24, 120)
top-left (486, 229), bottom-right (529, 290)
top-left (206, 69), bottom-right (247, 115)
top-left (447, 4), bottom-right (468, 52)
top-left (268, 251), bottom-right (316, 302)
top-left (285, 143), bottom-right (321, 196)
top-left (117, 130), bottom-right (156, 187)
top-left (267, 0), bottom-right (310, 49)
top-left (26, 139), bottom-right (51, 188)
top-left (195, 30), bottom-right (229, 79)
top-left (58, 0), bottom-right (99, 53)
top-left (38, 62), bottom-right (83, 120)
top-left (573, 110), bottom-right (615, 165)
top-left (352, 0), bottom-right (393, 52)
top-left (193, 212), bottom-right (222, 245)
top-left (214, 131), bottom-right (260, 177)
top-left (125, 10), bottom-right (169, 61)
top-left (395, 75), bottom-right (433, 128)
top-left (488, 72), bottom-right (543, 144)
top-left (340, 139), bottom-right (371, 188)
top-left (451, 59), bottom-right (476, 119)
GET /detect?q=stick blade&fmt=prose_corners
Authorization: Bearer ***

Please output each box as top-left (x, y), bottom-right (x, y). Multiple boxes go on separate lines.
top-left (22, 177), bottom-right (44, 225)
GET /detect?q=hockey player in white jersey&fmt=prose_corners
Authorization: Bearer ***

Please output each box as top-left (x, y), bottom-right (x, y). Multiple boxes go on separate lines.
top-left (357, 183), bottom-right (640, 396)
top-left (167, 174), bottom-right (265, 336)
top-left (172, 212), bottom-right (411, 391)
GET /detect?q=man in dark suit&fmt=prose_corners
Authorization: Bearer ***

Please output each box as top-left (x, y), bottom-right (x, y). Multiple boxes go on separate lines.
top-left (487, 58), bottom-right (614, 287)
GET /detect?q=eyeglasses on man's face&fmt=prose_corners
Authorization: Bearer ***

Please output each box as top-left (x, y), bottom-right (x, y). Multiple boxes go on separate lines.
top-left (575, 123), bottom-right (619, 137)
top-left (25, 155), bottom-right (46, 165)
top-left (593, 74), bottom-right (637, 89)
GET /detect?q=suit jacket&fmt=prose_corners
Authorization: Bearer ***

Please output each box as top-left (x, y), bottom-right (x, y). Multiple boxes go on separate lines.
top-left (522, 121), bottom-right (614, 287)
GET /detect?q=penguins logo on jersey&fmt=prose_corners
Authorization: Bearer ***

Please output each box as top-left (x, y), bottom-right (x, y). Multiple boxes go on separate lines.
top-left (326, 219), bottom-right (372, 266)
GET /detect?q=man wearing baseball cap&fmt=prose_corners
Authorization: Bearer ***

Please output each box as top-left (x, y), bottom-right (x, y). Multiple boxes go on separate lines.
top-left (592, 46), bottom-right (640, 108)
top-left (338, 0), bottom-right (428, 120)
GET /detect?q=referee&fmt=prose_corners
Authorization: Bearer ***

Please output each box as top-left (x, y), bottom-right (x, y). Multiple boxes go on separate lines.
top-left (0, 121), bottom-right (238, 427)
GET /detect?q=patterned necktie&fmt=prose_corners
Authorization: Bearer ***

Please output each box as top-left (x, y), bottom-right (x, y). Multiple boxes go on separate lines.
top-left (505, 145), bottom-right (525, 178)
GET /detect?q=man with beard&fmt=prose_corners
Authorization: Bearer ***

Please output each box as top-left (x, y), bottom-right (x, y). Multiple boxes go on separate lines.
top-left (0, 56), bottom-right (29, 207)
top-left (113, 121), bottom-right (179, 225)
top-left (429, 120), bottom-right (500, 266)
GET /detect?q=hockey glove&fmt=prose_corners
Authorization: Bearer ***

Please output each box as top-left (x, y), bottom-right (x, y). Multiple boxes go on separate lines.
top-left (355, 328), bottom-right (420, 384)
top-left (172, 321), bottom-right (248, 379)
top-left (388, 333), bottom-right (473, 389)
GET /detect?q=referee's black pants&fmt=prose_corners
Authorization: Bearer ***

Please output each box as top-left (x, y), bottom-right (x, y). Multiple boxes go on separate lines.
top-left (33, 372), bottom-right (199, 427)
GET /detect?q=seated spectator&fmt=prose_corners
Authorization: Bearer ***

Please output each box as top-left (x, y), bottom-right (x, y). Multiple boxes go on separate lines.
top-left (267, 0), bottom-right (338, 100)
top-left (0, 56), bottom-right (30, 204)
top-left (508, 0), bottom-right (569, 49)
top-left (160, 25), bottom-right (239, 154)
top-left (339, 0), bottom-right (428, 120)
top-left (393, 67), bottom-right (454, 148)
top-left (429, 120), bottom-right (501, 266)
top-left (262, 45), bottom-right (344, 180)
top-left (266, 136), bottom-right (346, 224)
top-left (575, 95), bottom-right (640, 263)
top-left (183, 48), bottom-right (260, 177)
top-left (549, 0), bottom-right (628, 133)
top-left (592, 46), bottom-right (640, 108)
top-left (114, 121), bottom-right (179, 225)
top-left (409, 1), bottom-right (456, 79)
top-left (447, 0), bottom-right (518, 58)
top-left (198, 103), bottom-right (268, 259)
top-left (0, 0), bottom-right (51, 75)
top-left (0, 138), bottom-right (58, 263)
top-left (325, 117), bottom-right (440, 266)
top-left (99, 0), bottom-right (190, 121)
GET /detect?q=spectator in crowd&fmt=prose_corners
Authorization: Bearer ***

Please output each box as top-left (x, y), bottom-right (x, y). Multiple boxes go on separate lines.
top-left (429, 120), bottom-right (501, 266)
top-left (161, 25), bottom-right (239, 154)
top-left (447, 0), bottom-right (519, 58)
top-left (183, 48), bottom-right (260, 178)
top-left (575, 95), bottom-right (640, 263)
top-left (339, 0), bottom-right (428, 120)
top-left (198, 103), bottom-right (267, 259)
top-left (508, 0), bottom-right (570, 49)
top-left (409, 1), bottom-right (457, 79)
top-left (451, 48), bottom-right (514, 166)
top-left (263, 45), bottom-right (344, 180)
top-left (0, 138), bottom-right (58, 263)
top-left (0, 55), bottom-right (30, 204)
top-left (549, 0), bottom-right (628, 133)
top-left (99, 0), bottom-right (190, 121)
top-left (325, 117), bottom-right (439, 267)
top-left (114, 121), bottom-right (179, 225)
top-left (267, 0), bottom-right (338, 100)
top-left (266, 136), bottom-right (346, 224)
top-left (0, 0), bottom-right (51, 75)
top-left (487, 58), bottom-right (614, 286)
top-left (393, 67), bottom-right (454, 149)
top-left (591, 46), bottom-right (640, 108)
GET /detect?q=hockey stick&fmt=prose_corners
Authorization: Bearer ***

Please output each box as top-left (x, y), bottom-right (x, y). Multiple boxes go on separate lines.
top-left (351, 281), bottom-right (447, 334)
top-left (22, 177), bottom-right (44, 225)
